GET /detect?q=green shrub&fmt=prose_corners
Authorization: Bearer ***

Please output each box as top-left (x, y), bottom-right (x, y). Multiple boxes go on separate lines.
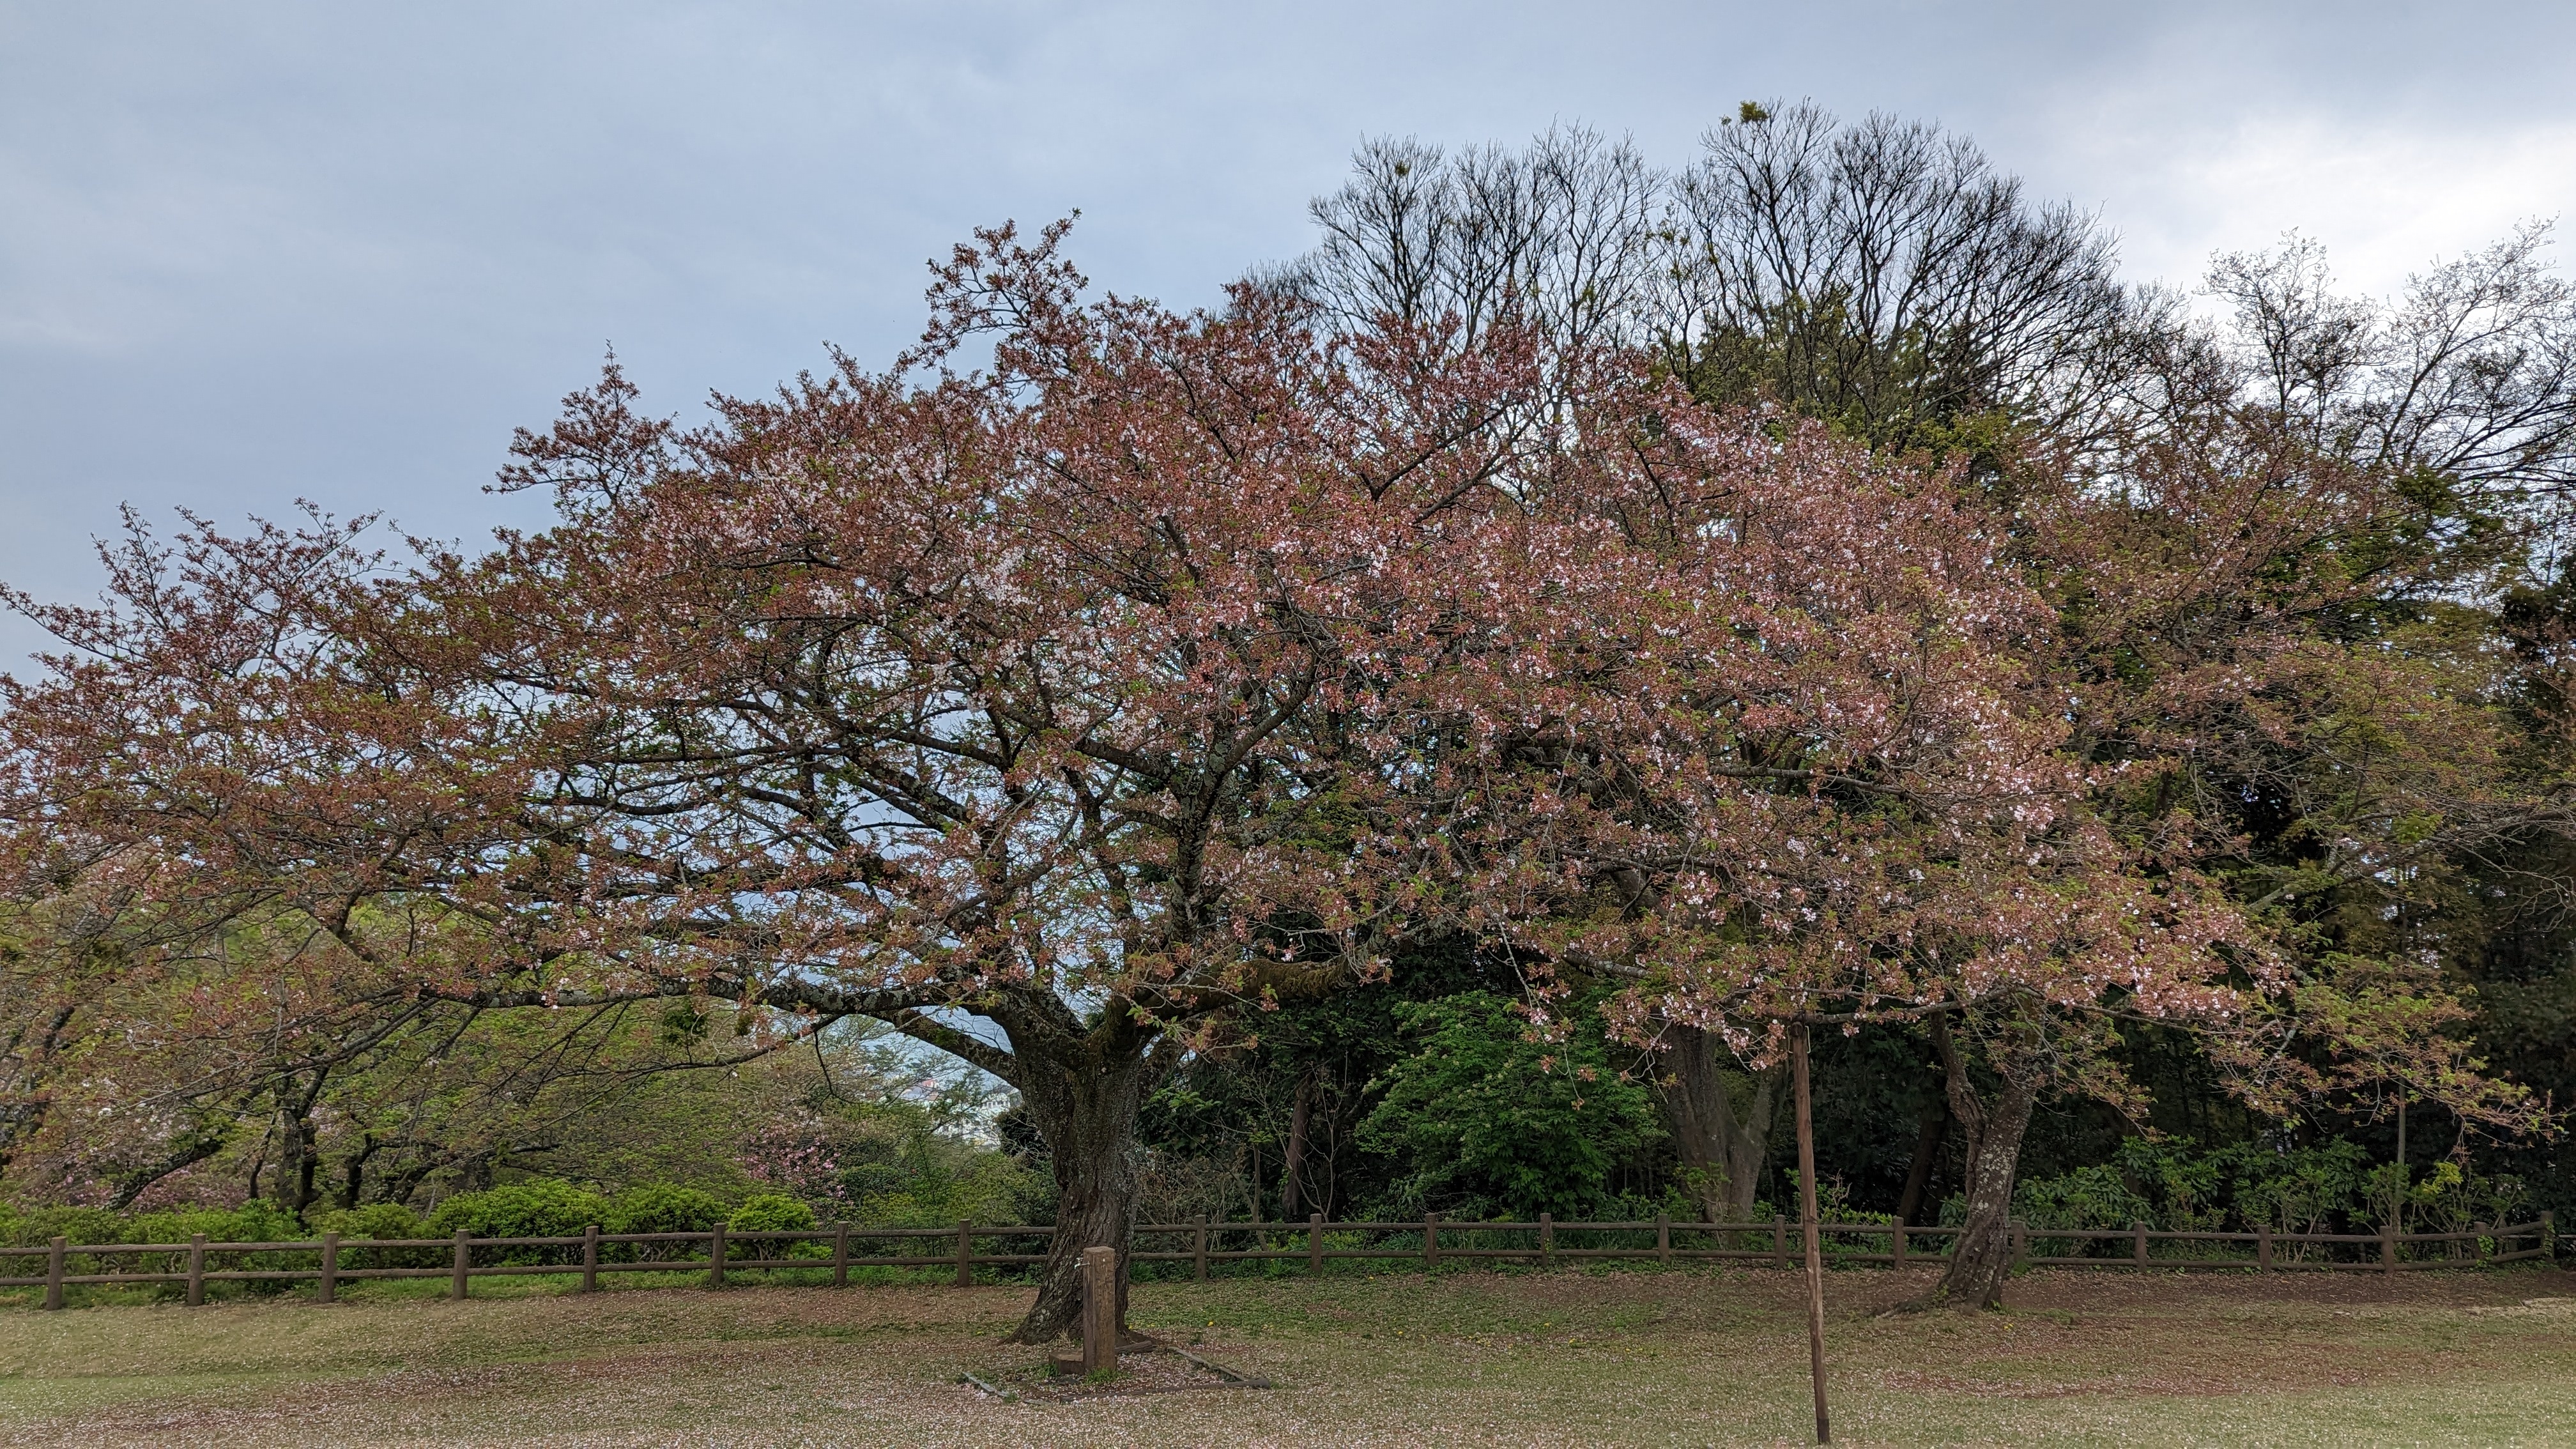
top-left (104, 1200), bottom-right (311, 1292)
top-left (427, 1181), bottom-right (606, 1264)
top-left (309, 1202), bottom-right (433, 1270)
top-left (6, 1206), bottom-right (121, 1247)
top-left (726, 1192), bottom-right (824, 1259)
top-left (312, 1201), bottom-right (426, 1241)
top-left (728, 1192), bottom-right (817, 1233)
top-left (1358, 990), bottom-right (1660, 1222)
top-left (606, 1183), bottom-right (724, 1261)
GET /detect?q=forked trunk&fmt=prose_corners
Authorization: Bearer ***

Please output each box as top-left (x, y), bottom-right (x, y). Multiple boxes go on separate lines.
top-left (1660, 1023), bottom-right (1780, 1222)
top-left (1916, 1015), bottom-right (2037, 1310)
top-left (1006, 1034), bottom-right (1161, 1345)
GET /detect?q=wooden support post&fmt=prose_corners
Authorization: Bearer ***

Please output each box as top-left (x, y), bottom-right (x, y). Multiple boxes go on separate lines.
top-left (43, 1236), bottom-right (65, 1311)
top-left (1656, 1211), bottom-right (1670, 1267)
top-left (2258, 1223), bottom-right (2272, 1272)
top-left (709, 1223), bottom-right (728, 1289)
top-left (1793, 1023), bottom-right (1830, 1445)
top-left (2474, 1220), bottom-right (2489, 1268)
top-left (1425, 1211), bottom-right (1441, 1270)
top-left (1773, 1216), bottom-right (1788, 1269)
top-left (1080, 1245), bottom-right (1119, 1376)
top-left (1194, 1214), bottom-right (1209, 1283)
top-left (1308, 1212), bottom-right (1324, 1275)
top-left (2011, 1220), bottom-right (2028, 1272)
top-left (1539, 1212), bottom-right (1555, 1268)
top-left (832, 1223), bottom-right (849, 1288)
top-left (955, 1220), bottom-right (974, 1288)
top-left (186, 1234), bottom-right (206, 1307)
top-left (2133, 1222), bottom-right (2148, 1269)
top-left (579, 1224), bottom-right (599, 1292)
top-left (2380, 1224), bottom-right (2396, 1276)
top-left (318, 1232), bottom-right (340, 1304)
top-left (450, 1230), bottom-right (470, 1300)
top-left (2543, 1211), bottom-right (2556, 1262)
top-left (1891, 1220), bottom-right (1905, 1269)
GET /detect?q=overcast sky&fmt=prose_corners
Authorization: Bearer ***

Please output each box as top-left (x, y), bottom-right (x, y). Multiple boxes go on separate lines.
top-left (4, 1), bottom-right (2572, 666)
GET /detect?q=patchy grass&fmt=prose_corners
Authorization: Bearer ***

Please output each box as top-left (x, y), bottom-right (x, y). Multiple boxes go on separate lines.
top-left (0, 1264), bottom-right (2568, 1445)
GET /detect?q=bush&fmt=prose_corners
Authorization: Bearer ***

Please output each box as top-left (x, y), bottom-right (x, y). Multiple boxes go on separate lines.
top-left (309, 1202), bottom-right (433, 1270)
top-left (110, 1200), bottom-right (310, 1292)
top-left (313, 1201), bottom-right (426, 1240)
top-left (728, 1192), bottom-right (817, 1233)
top-left (426, 1181), bottom-right (607, 1264)
top-left (5, 1206), bottom-right (121, 1247)
top-left (728, 1192), bottom-right (825, 1259)
top-left (606, 1183), bottom-right (724, 1261)
top-left (1358, 990), bottom-right (1660, 1222)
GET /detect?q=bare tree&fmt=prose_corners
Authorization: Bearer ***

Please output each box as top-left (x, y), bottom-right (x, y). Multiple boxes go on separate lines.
top-left (1291, 125), bottom-right (1666, 358)
top-left (1662, 101), bottom-right (2136, 454)
top-left (2188, 224), bottom-right (2576, 508)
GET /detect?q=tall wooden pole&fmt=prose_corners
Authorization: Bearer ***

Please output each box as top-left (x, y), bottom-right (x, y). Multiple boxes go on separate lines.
top-left (1793, 1023), bottom-right (1831, 1445)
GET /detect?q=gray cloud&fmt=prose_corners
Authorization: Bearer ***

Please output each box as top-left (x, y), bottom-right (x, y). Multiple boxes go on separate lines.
top-left (4, 0), bottom-right (2570, 663)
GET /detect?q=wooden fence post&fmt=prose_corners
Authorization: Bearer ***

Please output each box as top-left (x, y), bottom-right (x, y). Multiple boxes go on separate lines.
top-left (955, 1220), bottom-right (974, 1288)
top-left (579, 1224), bottom-right (599, 1292)
top-left (1080, 1245), bottom-right (1119, 1376)
top-left (43, 1236), bottom-right (65, 1311)
top-left (1193, 1214), bottom-right (1208, 1283)
top-left (2011, 1220), bottom-right (2028, 1272)
top-left (450, 1230), bottom-right (470, 1300)
top-left (1307, 1213), bottom-right (1324, 1275)
top-left (2380, 1223), bottom-right (2396, 1276)
top-left (2543, 1211), bottom-right (2556, 1262)
top-left (1655, 1211), bottom-right (1669, 1267)
top-left (2133, 1222), bottom-right (2147, 1269)
top-left (1891, 1220), bottom-right (1906, 1269)
top-left (832, 1223), bottom-right (849, 1289)
top-left (2257, 1223), bottom-right (2271, 1272)
top-left (1425, 1211), bottom-right (1441, 1270)
top-left (186, 1233), bottom-right (206, 1307)
top-left (709, 1223), bottom-right (728, 1289)
top-left (2473, 1220), bottom-right (2488, 1268)
top-left (1772, 1215), bottom-right (1787, 1269)
top-left (1540, 1212), bottom-right (1555, 1268)
top-left (318, 1232), bottom-right (340, 1304)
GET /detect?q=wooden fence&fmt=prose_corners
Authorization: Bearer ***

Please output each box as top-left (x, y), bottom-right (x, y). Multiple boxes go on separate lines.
top-left (0, 1212), bottom-right (2554, 1310)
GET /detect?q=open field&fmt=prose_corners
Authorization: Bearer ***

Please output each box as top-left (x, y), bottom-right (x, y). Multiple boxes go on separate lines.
top-left (0, 1266), bottom-right (2570, 1446)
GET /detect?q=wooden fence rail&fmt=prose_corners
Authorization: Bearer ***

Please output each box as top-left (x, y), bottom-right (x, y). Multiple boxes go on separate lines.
top-left (0, 1213), bottom-right (2553, 1308)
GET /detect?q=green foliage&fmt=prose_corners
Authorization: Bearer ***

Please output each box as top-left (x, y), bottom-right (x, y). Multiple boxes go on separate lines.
top-left (125, 1200), bottom-right (303, 1247)
top-left (727, 1191), bottom-right (825, 1259)
top-left (311, 1201), bottom-right (425, 1241)
top-left (727, 1192), bottom-right (816, 1232)
top-left (2, 1206), bottom-right (121, 1246)
top-left (426, 1180), bottom-right (607, 1264)
top-left (841, 1128), bottom-right (1045, 1228)
top-left (1358, 992), bottom-right (1660, 1221)
top-left (2000, 1137), bottom-right (2528, 1257)
top-left (307, 1201), bottom-right (434, 1270)
top-left (605, 1183), bottom-right (722, 1230)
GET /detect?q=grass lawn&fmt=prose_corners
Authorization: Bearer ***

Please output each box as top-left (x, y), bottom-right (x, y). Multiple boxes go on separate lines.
top-left (0, 1264), bottom-right (2569, 1445)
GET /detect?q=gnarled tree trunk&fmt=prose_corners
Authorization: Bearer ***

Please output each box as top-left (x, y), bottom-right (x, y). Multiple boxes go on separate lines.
top-left (996, 1016), bottom-right (1174, 1346)
top-left (1660, 1023), bottom-right (1781, 1223)
top-left (1916, 1014), bottom-right (2037, 1310)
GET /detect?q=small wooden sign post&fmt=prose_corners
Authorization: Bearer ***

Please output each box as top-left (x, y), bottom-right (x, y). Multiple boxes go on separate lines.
top-left (1080, 1245), bottom-right (1119, 1376)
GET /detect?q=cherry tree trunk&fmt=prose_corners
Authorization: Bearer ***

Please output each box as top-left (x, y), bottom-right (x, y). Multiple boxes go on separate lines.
top-left (1922, 1071), bottom-right (2036, 1309)
top-left (1006, 1038), bottom-right (1159, 1345)
top-left (1661, 1023), bottom-right (1779, 1222)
